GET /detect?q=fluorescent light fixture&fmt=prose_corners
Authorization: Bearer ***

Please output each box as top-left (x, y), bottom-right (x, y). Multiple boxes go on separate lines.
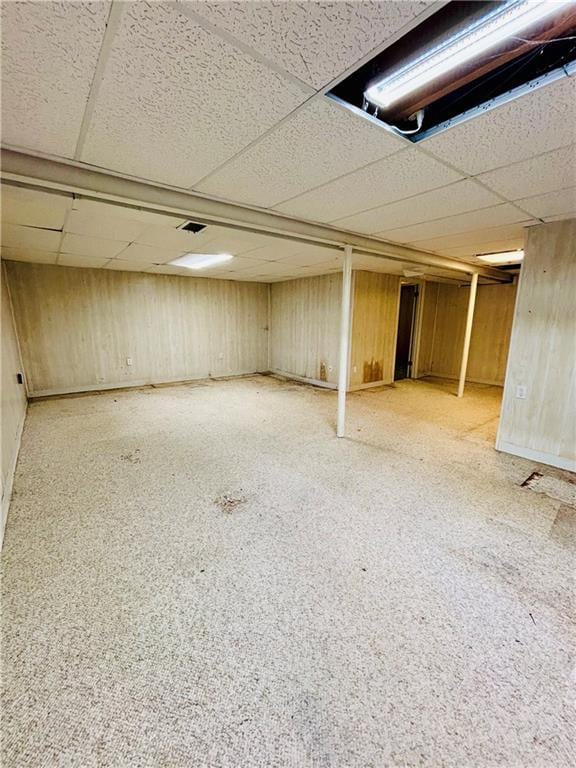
top-left (365, 0), bottom-right (572, 109)
top-left (477, 250), bottom-right (524, 265)
top-left (169, 252), bottom-right (234, 270)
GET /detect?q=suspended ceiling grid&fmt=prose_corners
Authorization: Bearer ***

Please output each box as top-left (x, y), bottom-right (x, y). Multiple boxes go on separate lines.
top-left (1, 0), bottom-right (575, 274)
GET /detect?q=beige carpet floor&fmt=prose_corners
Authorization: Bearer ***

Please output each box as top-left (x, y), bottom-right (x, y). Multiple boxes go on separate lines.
top-left (2, 375), bottom-right (574, 767)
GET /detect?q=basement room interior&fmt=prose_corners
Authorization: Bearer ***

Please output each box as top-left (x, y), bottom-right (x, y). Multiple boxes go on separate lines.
top-left (1, 1), bottom-right (575, 766)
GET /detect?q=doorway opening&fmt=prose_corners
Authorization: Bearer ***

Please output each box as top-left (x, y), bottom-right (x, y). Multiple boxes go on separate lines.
top-left (394, 284), bottom-right (419, 381)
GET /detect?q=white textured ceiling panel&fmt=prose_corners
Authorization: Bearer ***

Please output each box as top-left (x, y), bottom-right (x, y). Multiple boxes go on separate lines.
top-left (73, 199), bottom-right (187, 228)
top-left (516, 188), bottom-right (576, 220)
top-left (195, 99), bottom-right (405, 207)
top-left (425, 76), bottom-right (576, 175)
top-left (189, 0), bottom-right (430, 89)
top-left (378, 204), bottom-right (530, 243)
top-left (65, 210), bottom-right (149, 242)
top-left (1, 187), bottom-right (72, 229)
top-left (1, 247), bottom-right (59, 265)
top-left (410, 222), bottom-right (532, 254)
top-left (1, 224), bottom-right (61, 252)
top-left (60, 233), bottom-right (128, 259)
top-left (105, 259), bottom-right (156, 272)
top-left (276, 149), bottom-right (462, 222)
top-left (441, 239), bottom-right (525, 259)
top-left (81, 2), bottom-right (309, 187)
top-left (136, 224), bottom-right (216, 252)
top-left (1, 1), bottom-right (110, 156)
top-left (476, 145), bottom-right (576, 201)
top-left (58, 254), bottom-right (111, 269)
top-left (334, 179), bottom-right (501, 234)
top-left (111, 244), bottom-right (169, 264)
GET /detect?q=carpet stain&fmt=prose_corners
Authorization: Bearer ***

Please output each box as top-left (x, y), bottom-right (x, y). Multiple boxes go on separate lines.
top-left (120, 448), bottom-right (141, 464)
top-left (214, 493), bottom-right (247, 514)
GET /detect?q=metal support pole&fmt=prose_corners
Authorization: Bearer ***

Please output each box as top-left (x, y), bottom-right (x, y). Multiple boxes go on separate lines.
top-left (337, 246), bottom-right (353, 437)
top-left (457, 272), bottom-right (479, 398)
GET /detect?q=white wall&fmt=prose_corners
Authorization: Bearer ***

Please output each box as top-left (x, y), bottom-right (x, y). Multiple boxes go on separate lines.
top-left (1, 261), bottom-right (28, 545)
top-left (6, 262), bottom-right (269, 396)
top-left (497, 219), bottom-right (576, 471)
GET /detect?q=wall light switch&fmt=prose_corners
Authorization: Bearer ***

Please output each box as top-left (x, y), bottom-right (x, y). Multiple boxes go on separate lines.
top-left (515, 384), bottom-right (528, 399)
top-left (126, 357), bottom-right (133, 366)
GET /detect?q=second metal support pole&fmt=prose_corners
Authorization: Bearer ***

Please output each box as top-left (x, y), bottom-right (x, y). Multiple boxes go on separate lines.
top-left (337, 245), bottom-right (353, 437)
top-left (457, 272), bottom-right (479, 398)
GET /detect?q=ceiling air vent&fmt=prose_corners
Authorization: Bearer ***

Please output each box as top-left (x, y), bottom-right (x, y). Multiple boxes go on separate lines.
top-left (178, 221), bottom-right (207, 233)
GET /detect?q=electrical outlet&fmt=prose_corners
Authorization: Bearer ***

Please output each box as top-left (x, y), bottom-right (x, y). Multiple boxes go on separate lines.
top-left (515, 384), bottom-right (528, 399)
top-left (126, 357), bottom-right (133, 366)
top-left (328, 365), bottom-right (333, 372)
top-left (218, 352), bottom-right (224, 360)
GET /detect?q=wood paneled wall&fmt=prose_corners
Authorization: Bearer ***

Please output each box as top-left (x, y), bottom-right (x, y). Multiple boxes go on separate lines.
top-left (417, 281), bottom-right (517, 385)
top-left (1, 261), bottom-right (27, 544)
top-left (6, 262), bottom-right (269, 396)
top-left (270, 274), bottom-right (342, 385)
top-left (497, 219), bottom-right (576, 471)
top-left (350, 271), bottom-right (401, 387)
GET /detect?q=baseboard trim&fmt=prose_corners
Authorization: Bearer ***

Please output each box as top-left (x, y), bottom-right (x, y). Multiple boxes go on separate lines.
top-left (421, 372), bottom-right (505, 387)
top-left (1, 406), bottom-right (27, 550)
top-left (349, 379), bottom-right (394, 391)
top-left (496, 440), bottom-right (576, 472)
top-left (269, 371), bottom-right (395, 392)
top-left (27, 371), bottom-right (269, 399)
top-left (269, 370), bottom-right (337, 390)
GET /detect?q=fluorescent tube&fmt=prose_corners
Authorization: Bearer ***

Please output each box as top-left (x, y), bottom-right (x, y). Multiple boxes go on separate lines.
top-left (365, 0), bottom-right (572, 109)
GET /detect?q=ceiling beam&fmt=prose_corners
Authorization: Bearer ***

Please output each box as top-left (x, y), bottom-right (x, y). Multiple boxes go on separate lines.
top-left (0, 148), bottom-right (510, 282)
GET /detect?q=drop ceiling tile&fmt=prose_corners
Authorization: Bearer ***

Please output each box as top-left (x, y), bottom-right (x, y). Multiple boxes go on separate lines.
top-left (81, 2), bottom-right (309, 187)
top-left (378, 204), bottom-right (530, 243)
top-left (191, 1), bottom-right (430, 89)
top-left (202, 233), bottom-right (277, 256)
top-left (65, 210), bottom-right (149, 242)
top-left (441, 239), bottom-right (524, 258)
top-left (145, 264), bottom-right (198, 277)
top-left (1, 187), bottom-right (72, 229)
top-left (111, 244), bottom-right (168, 263)
top-left (58, 255), bottom-right (111, 269)
top-left (1, 224), bottom-right (61, 251)
top-left (276, 150), bottom-right (462, 223)
top-left (136, 224), bottom-right (215, 252)
top-left (1, 1), bottom-right (110, 156)
top-left (60, 233), bottom-right (128, 259)
top-left (352, 256), bottom-right (405, 274)
top-left (275, 249), bottom-right (340, 267)
top-left (1, 247), bottom-right (59, 265)
top-left (105, 260), bottom-right (154, 272)
top-left (335, 179), bottom-right (501, 234)
top-left (476, 145), bottom-right (576, 201)
top-left (425, 76), bottom-right (576, 175)
top-left (73, 198), bottom-right (188, 228)
top-left (240, 237), bottom-right (313, 260)
top-left (541, 212), bottom-right (576, 223)
top-left (196, 99), bottom-right (405, 207)
top-left (516, 187), bottom-right (576, 219)
top-left (411, 222), bottom-right (532, 253)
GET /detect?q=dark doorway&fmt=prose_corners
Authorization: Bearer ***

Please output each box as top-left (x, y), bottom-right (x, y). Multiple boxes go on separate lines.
top-left (394, 284), bottom-right (418, 381)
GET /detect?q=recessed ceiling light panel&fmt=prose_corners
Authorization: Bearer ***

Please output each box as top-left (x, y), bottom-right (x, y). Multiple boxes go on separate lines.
top-left (169, 253), bottom-right (234, 270)
top-left (477, 250), bottom-right (524, 265)
top-left (365, 0), bottom-right (572, 109)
